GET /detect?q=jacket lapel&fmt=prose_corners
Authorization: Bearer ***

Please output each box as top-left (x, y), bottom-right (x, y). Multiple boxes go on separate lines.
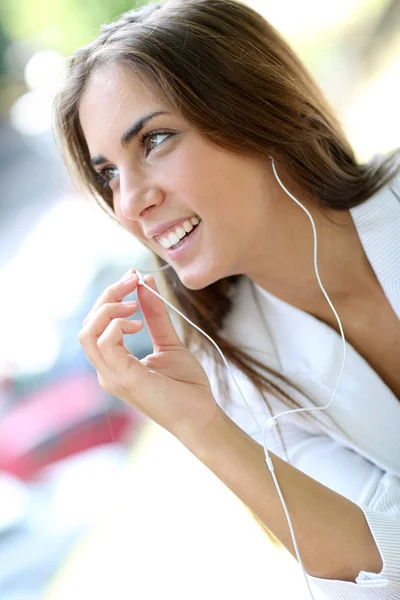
top-left (350, 175), bottom-right (400, 319)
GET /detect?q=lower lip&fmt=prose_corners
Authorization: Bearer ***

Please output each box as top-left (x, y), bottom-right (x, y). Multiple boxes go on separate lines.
top-left (160, 222), bottom-right (201, 260)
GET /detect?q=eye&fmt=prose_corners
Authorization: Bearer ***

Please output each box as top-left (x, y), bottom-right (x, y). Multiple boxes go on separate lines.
top-left (93, 129), bottom-right (176, 189)
top-left (95, 166), bottom-right (119, 189)
top-left (141, 130), bottom-right (175, 156)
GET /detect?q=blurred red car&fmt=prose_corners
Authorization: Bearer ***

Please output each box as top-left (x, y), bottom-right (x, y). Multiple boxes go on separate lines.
top-left (0, 371), bottom-right (144, 481)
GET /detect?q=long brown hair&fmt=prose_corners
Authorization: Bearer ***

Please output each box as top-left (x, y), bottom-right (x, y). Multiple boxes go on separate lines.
top-left (54, 0), bottom-right (399, 436)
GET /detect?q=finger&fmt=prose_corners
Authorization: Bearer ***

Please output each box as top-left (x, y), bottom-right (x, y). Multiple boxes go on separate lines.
top-left (79, 301), bottom-right (139, 372)
top-left (137, 274), bottom-right (182, 351)
top-left (97, 318), bottom-right (145, 379)
top-left (82, 271), bottom-right (139, 326)
top-left (83, 300), bottom-right (139, 334)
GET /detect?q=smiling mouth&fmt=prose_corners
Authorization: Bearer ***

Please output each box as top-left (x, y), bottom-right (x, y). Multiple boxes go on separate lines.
top-left (156, 216), bottom-right (201, 249)
top-left (169, 223), bottom-right (201, 249)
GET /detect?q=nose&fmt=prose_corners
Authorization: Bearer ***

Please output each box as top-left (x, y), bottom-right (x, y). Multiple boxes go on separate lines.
top-left (119, 171), bottom-right (164, 221)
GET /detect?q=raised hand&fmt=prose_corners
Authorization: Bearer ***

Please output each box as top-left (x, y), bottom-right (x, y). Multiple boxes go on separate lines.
top-left (78, 269), bottom-right (219, 441)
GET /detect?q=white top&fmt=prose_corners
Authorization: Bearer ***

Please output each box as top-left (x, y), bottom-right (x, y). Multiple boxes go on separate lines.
top-left (201, 172), bottom-right (400, 599)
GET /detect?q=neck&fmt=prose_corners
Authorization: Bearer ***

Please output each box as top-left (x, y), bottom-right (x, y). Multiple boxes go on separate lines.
top-left (247, 202), bottom-right (376, 317)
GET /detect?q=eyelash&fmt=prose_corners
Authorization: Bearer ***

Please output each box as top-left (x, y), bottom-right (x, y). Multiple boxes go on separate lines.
top-left (95, 129), bottom-right (174, 189)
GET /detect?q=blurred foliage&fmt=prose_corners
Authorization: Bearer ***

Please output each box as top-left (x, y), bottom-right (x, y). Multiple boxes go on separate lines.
top-left (0, 0), bottom-right (148, 55)
top-left (0, 20), bottom-right (9, 75)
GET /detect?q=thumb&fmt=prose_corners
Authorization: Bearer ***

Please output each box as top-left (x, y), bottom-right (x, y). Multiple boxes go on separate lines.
top-left (137, 274), bottom-right (183, 351)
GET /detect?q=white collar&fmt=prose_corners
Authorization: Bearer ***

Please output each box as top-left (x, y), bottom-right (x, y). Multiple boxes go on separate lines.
top-left (349, 173), bottom-right (400, 318)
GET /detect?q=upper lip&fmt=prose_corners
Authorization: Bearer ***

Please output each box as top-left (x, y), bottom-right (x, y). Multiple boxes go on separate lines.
top-left (145, 216), bottom-right (199, 239)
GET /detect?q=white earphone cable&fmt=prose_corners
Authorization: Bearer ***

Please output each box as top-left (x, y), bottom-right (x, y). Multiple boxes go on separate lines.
top-left (133, 157), bottom-right (347, 600)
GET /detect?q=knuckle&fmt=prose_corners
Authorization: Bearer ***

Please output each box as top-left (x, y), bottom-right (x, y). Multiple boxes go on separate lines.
top-left (97, 336), bottom-right (107, 348)
top-left (97, 374), bottom-right (109, 391)
top-left (96, 305), bottom-right (108, 318)
top-left (109, 317), bottom-right (123, 329)
top-left (102, 302), bottom-right (113, 312)
top-left (98, 373), bottom-right (117, 395)
top-left (99, 302), bottom-right (118, 318)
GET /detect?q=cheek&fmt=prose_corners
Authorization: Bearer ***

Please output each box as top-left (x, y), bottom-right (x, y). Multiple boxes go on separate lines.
top-left (117, 213), bottom-right (144, 241)
top-left (169, 144), bottom-right (215, 193)
top-left (133, 229), bottom-right (150, 249)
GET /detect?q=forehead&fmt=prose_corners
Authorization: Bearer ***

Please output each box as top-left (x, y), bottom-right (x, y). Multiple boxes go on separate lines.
top-left (78, 64), bottom-right (167, 151)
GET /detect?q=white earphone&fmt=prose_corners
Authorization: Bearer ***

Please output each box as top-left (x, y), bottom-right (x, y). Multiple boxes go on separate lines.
top-left (134, 156), bottom-right (347, 600)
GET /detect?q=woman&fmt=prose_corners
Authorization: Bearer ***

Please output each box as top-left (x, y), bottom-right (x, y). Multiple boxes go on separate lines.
top-left (54, 0), bottom-right (400, 598)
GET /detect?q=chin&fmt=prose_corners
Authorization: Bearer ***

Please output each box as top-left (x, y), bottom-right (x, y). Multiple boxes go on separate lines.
top-left (175, 264), bottom-right (225, 291)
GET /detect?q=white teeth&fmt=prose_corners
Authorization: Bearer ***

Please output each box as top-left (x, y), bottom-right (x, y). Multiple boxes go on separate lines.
top-left (183, 220), bottom-right (194, 233)
top-left (168, 232), bottom-right (180, 245)
top-left (159, 238), bottom-right (170, 249)
top-left (158, 216), bottom-right (201, 249)
top-left (175, 226), bottom-right (186, 240)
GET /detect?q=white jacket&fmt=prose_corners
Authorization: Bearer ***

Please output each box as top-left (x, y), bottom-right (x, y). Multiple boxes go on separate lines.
top-left (202, 172), bottom-right (400, 599)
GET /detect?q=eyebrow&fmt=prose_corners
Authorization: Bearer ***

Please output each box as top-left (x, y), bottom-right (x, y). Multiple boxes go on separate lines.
top-left (90, 110), bottom-right (170, 166)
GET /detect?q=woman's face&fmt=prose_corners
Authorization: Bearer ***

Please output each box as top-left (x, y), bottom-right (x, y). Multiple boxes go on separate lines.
top-left (79, 64), bottom-right (278, 290)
